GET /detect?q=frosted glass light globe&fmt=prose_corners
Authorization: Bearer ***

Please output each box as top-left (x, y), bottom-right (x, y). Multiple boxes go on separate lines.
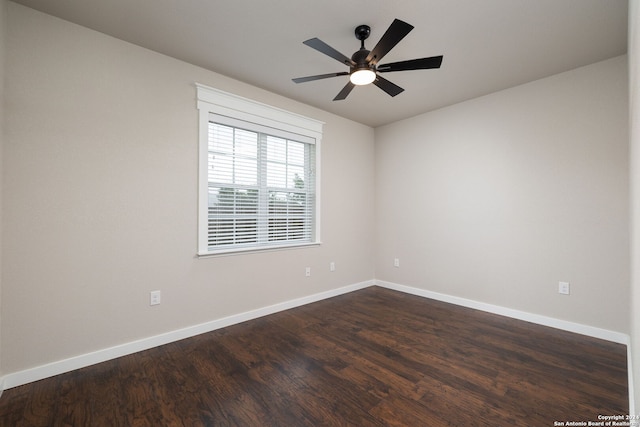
top-left (350, 69), bottom-right (376, 85)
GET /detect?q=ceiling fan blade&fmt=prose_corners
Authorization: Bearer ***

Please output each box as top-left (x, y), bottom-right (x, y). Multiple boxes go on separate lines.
top-left (292, 72), bottom-right (349, 83)
top-left (377, 55), bottom-right (443, 73)
top-left (365, 19), bottom-right (414, 66)
top-left (303, 38), bottom-right (356, 67)
top-left (373, 75), bottom-right (404, 97)
top-left (333, 81), bottom-right (355, 101)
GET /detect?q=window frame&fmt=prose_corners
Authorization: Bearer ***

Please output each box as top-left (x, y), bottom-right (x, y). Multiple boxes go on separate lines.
top-left (196, 84), bottom-right (323, 256)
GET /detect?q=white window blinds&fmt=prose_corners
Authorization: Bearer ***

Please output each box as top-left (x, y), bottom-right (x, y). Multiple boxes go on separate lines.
top-left (206, 121), bottom-right (315, 249)
top-left (197, 84), bottom-right (323, 256)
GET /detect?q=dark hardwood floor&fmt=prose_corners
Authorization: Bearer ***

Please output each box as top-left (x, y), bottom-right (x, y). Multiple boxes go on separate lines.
top-left (0, 286), bottom-right (628, 426)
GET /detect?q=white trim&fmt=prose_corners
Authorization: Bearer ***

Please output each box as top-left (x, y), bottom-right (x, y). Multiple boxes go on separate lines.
top-left (195, 83), bottom-right (323, 141)
top-left (195, 83), bottom-right (323, 256)
top-left (210, 113), bottom-right (316, 145)
top-left (2, 277), bottom-right (632, 408)
top-left (0, 280), bottom-right (373, 391)
top-left (197, 104), bottom-right (210, 255)
top-left (375, 280), bottom-right (630, 345)
top-left (197, 242), bottom-right (321, 258)
top-left (376, 280), bottom-right (635, 414)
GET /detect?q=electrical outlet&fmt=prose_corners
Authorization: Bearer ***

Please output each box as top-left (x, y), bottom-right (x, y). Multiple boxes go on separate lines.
top-left (150, 290), bottom-right (161, 306)
top-left (305, 267), bottom-right (311, 277)
top-left (330, 262), bottom-right (335, 272)
top-left (558, 282), bottom-right (570, 295)
top-left (394, 258), bottom-right (400, 268)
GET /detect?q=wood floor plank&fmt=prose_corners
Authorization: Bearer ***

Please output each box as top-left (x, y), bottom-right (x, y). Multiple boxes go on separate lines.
top-left (0, 286), bottom-right (628, 426)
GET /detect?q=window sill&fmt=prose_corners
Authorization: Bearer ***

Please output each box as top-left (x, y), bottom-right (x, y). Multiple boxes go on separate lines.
top-left (196, 242), bottom-right (322, 258)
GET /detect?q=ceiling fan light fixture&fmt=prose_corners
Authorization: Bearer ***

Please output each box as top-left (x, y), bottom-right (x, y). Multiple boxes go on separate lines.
top-left (292, 19), bottom-right (443, 100)
top-left (350, 68), bottom-right (376, 86)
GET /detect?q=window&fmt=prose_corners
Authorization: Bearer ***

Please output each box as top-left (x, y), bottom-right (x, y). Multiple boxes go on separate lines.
top-left (196, 84), bottom-right (323, 255)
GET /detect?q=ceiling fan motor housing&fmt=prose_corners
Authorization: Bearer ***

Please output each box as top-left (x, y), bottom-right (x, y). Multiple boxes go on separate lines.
top-left (351, 49), bottom-right (373, 72)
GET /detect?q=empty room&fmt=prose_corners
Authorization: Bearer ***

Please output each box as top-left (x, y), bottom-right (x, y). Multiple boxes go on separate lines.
top-left (1, 0), bottom-right (640, 425)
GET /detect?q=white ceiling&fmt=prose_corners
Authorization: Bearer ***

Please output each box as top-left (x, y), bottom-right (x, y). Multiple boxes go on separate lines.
top-left (11, 0), bottom-right (628, 127)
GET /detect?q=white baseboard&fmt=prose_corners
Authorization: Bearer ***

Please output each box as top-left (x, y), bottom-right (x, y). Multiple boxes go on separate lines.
top-left (375, 280), bottom-right (630, 345)
top-left (375, 280), bottom-right (634, 415)
top-left (2, 277), bottom-right (633, 414)
top-left (1, 280), bottom-right (374, 391)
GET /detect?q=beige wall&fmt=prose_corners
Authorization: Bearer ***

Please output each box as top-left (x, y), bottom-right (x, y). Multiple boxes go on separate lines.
top-left (375, 55), bottom-right (629, 333)
top-left (630, 0), bottom-right (640, 414)
top-left (2, 3), bottom-right (375, 373)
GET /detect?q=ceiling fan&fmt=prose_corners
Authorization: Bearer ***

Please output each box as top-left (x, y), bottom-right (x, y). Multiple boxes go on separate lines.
top-left (292, 18), bottom-right (443, 101)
